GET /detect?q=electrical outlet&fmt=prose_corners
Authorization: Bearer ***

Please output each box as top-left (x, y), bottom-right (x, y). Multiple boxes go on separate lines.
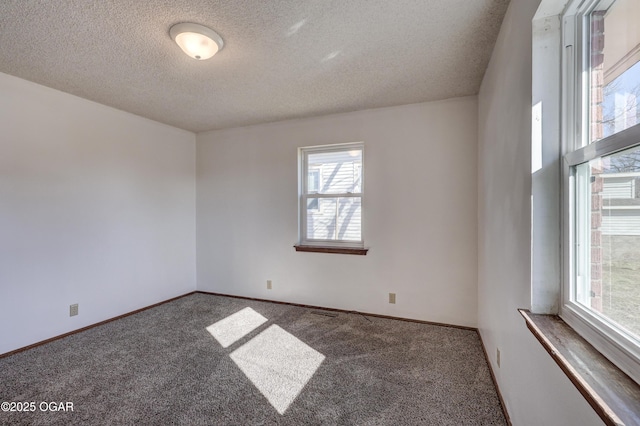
top-left (267, 280), bottom-right (272, 290)
top-left (389, 293), bottom-right (396, 304)
top-left (70, 304), bottom-right (79, 317)
top-left (496, 348), bottom-right (501, 368)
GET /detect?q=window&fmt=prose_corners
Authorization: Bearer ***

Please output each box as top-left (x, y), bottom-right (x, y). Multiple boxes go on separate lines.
top-left (298, 143), bottom-right (363, 249)
top-left (563, 0), bottom-right (640, 384)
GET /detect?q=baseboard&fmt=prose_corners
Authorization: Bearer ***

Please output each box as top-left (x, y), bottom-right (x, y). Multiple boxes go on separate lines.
top-left (2, 290), bottom-right (478, 359)
top-left (0, 291), bottom-right (196, 359)
top-left (195, 290), bottom-right (478, 331)
top-left (478, 331), bottom-right (511, 425)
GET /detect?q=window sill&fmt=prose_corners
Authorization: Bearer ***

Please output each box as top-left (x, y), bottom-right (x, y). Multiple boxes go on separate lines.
top-left (519, 309), bottom-right (640, 426)
top-left (294, 245), bottom-right (368, 255)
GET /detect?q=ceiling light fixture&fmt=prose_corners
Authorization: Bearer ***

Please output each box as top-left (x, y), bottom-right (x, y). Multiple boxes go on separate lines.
top-left (169, 23), bottom-right (224, 60)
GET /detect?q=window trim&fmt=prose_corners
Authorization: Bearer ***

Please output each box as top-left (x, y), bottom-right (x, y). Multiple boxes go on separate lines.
top-left (298, 142), bottom-right (364, 249)
top-left (561, 0), bottom-right (640, 385)
top-left (520, 309), bottom-right (640, 426)
top-left (307, 167), bottom-right (322, 212)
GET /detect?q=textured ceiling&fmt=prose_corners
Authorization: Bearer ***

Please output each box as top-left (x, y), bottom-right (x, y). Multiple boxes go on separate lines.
top-left (0, 0), bottom-right (510, 133)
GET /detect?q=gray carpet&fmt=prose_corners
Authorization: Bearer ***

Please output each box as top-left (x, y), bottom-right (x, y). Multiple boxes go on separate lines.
top-left (0, 293), bottom-right (506, 425)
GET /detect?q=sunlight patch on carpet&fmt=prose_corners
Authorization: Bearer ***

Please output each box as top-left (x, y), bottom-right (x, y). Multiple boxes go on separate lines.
top-left (230, 324), bottom-right (325, 414)
top-left (206, 307), bottom-right (268, 348)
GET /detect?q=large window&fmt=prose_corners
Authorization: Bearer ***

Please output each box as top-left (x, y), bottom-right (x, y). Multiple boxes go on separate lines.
top-left (298, 143), bottom-right (363, 248)
top-left (563, 0), bottom-right (640, 383)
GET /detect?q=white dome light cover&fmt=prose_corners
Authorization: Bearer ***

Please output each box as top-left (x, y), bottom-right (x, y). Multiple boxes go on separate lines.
top-left (170, 23), bottom-right (224, 60)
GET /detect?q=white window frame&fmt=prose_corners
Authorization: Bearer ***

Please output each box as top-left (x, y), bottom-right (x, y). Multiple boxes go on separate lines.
top-left (298, 142), bottom-right (364, 248)
top-left (306, 167), bottom-right (322, 212)
top-left (562, 0), bottom-right (640, 384)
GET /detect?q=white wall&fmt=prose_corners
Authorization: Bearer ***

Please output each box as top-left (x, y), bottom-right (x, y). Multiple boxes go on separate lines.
top-left (0, 72), bottom-right (197, 354)
top-left (197, 98), bottom-right (478, 327)
top-left (478, 1), bottom-right (604, 424)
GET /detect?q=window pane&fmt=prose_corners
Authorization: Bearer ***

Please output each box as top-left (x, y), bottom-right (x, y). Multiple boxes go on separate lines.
top-left (575, 144), bottom-right (640, 338)
top-left (306, 197), bottom-right (361, 241)
top-left (307, 149), bottom-right (362, 194)
top-left (589, 0), bottom-right (640, 143)
top-left (308, 169), bottom-right (320, 193)
top-left (307, 197), bottom-right (319, 211)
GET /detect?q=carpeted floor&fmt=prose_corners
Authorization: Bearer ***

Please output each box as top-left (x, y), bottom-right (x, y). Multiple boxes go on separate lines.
top-left (0, 293), bottom-right (506, 425)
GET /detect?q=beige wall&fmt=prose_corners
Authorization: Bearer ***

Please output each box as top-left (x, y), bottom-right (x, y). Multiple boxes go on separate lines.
top-left (478, 0), bottom-right (605, 424)
top-left (0, 72), bottom-right (197, 354)
top-left (197, 97), bottom-right (479, 327)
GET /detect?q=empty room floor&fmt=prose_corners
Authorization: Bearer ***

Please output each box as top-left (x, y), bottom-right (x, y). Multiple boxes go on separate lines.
top-left (0, 293), bottom-right (506, 425)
